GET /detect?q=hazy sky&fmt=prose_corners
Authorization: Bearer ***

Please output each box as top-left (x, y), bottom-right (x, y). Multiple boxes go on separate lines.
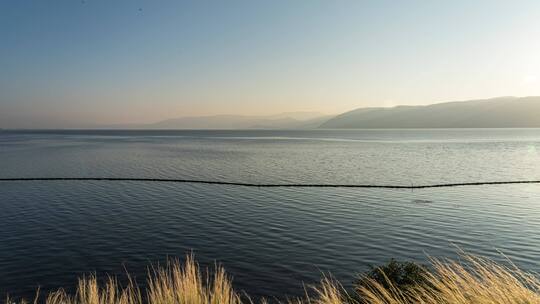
top-left (1, 1), bottom-right (540, 127)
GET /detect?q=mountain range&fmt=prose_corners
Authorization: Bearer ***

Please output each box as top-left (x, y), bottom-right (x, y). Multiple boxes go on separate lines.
top-left (320, 96), bottom-right (540, 129)
top-left (99, 112), bottom-right (332, 130)
top-left (6, 97), bottom-right (540, 129)
top-left (138, 96), bottom-right (540, 129)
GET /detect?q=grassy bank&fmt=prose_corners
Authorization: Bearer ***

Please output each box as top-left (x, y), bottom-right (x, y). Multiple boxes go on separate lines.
top-left (8, 254), bottom-right (539, 304)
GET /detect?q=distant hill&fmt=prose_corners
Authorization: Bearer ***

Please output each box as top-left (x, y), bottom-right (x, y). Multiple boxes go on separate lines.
top-left (319, 96), bottom-right (540, 128)
top-left (105, 112), bottom-right (333, 130)
top-left (10, 97), bottom-right (540, 130)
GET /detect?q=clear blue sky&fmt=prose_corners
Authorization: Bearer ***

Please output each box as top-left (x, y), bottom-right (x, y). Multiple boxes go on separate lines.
top-left (1, 0), bottom-right (540, 127)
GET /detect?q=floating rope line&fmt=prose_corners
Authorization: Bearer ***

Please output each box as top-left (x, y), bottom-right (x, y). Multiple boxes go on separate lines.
top-left (1, 177), bottom-right (540, 189)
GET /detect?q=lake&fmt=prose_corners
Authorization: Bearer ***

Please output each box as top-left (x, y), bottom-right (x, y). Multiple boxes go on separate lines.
top-left (0, 129), bottom-right (539, 300)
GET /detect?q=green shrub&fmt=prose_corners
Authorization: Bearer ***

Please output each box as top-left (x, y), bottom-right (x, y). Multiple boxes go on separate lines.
top-left (354, 259), bottom-right (430, 297)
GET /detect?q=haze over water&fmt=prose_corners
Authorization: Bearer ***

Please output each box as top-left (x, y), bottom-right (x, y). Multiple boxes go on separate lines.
top-left (1, 129), bottom-right (539, 300)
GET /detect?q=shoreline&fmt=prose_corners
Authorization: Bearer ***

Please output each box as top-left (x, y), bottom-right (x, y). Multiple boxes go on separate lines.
top-left (6, 254), bottom-right (539, 304)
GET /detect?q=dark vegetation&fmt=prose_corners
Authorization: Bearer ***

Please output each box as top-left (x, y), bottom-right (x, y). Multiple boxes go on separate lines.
top-left (353, 259), bottom-right (430, 302)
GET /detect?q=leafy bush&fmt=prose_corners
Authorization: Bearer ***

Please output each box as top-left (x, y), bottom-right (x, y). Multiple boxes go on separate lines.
top-left (354, 259), bottom-right (430, 296)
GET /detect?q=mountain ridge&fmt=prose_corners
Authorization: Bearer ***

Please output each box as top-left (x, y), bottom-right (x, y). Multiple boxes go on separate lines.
top-left (319, 96), bottom-right (540, 129)
top-left (5, 97), bottom-right (540, 129)
top-left (95, 112), bottom-right (332, 130)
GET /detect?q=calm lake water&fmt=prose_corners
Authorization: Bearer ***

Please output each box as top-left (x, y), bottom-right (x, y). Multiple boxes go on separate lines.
top-left (1, 129), bottom-right (539, 300)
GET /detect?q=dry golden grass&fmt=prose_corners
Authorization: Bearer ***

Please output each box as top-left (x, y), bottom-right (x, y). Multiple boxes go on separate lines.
top-left (146, 254), bottom-right (241, 304)
top-left (356, 255), bottom-right (540, 304)
top-left (41, 275), bottom-right (142, 304)
top-left (7, 254), bottom-right (539, 304)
